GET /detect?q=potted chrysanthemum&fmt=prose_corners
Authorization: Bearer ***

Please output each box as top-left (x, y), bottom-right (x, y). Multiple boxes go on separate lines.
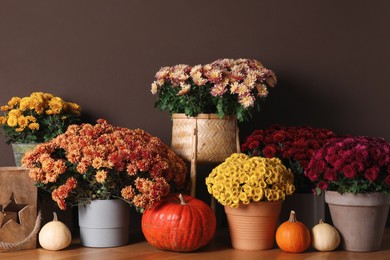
top-left (205, 153), bottom-right (295, 250)
top-left (21, 119), bottom-right (188, 247)
top-left (305, 136), bottom-right (390, 252)
top-left (151, 58), bottom-right (277, 122)
top-left (0, 92), bottom-right (81, 166)
top-left (241, 125), bottom-right (337, 228)
top-left (151, 58), bottom-right (277, 195)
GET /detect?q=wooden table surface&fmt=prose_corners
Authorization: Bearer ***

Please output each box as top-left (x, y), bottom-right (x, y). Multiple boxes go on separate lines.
top-left (1, 228), bottom-right (390, 260)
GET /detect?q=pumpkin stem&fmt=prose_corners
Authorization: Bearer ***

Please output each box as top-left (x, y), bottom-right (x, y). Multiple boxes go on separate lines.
top-left (178, 194), bottom-right (186, 205)
top-left (288, 210), bottom-right (297, 222)
top-left (53, 212), bottom-right (58, 221)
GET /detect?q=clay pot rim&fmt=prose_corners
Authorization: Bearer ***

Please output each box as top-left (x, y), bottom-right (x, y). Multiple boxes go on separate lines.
top-left (325, 190), bottom-right (390, 206)
top-left (224, 200), bottom-right (283, 216)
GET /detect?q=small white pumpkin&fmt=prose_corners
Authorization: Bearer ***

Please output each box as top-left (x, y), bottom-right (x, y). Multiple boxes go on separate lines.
top-left (311, 219), bottom-right (340, 251)
top-left (39, 212), bottom-right (72, 250)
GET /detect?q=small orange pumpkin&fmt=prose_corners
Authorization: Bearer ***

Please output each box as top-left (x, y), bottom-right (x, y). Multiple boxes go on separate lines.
top-left (276, 210), bottom-right (311, 253)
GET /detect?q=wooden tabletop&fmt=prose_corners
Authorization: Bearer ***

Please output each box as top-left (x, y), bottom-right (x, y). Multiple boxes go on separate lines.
top-left (1, 228), bottom-right (390, 259)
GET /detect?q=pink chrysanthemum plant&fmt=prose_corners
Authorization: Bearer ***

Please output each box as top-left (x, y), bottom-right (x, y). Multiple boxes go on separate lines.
top-left (151, 58), bottom-right (277, 122)
top-left (21, 119), bottom-right (188, 212)
top-left (305, 136), bottom-right (390, 196)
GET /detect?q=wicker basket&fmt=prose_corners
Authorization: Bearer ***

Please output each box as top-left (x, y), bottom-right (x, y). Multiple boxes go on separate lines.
top-left (171, 113), bottom-right (239, 163)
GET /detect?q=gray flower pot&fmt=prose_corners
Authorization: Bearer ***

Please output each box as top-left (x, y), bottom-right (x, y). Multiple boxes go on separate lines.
top-left (11, 143), bottom-right (39, 167)
top-left (325, 191), bottom-right (390, 252)
top-left (78, 199), bottom-right (130, 247)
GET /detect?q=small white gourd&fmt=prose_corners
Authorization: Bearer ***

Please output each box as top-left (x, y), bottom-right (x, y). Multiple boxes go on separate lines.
top-left (39, 212), bottom-right (72, 250)
top-left (311, 219), bottom-right (340, 251)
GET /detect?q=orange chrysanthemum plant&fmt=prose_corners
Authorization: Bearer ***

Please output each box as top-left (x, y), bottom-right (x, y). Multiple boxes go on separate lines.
top-left (21, 119), bottom-right (188, 212)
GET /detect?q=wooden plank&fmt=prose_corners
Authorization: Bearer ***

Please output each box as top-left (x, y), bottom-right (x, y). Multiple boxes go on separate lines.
top-left (1, 228), bottom-right (390, 259)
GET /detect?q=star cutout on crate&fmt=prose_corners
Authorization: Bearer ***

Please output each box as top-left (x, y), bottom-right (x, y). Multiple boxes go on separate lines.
top-left (0, 192), bottom-right (29, 228)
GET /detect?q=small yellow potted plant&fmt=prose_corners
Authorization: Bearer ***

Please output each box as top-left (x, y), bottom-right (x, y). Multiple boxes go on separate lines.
top-left (0, 92), bottom-right (81, 166)
top-left (206, 153), bottom-right (295, 251)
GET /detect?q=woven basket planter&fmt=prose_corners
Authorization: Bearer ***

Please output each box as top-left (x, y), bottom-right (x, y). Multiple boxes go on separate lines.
top-left (171, 113), bottom-right (239, 163)
top-left (171, 114), bottom-right (240, 197)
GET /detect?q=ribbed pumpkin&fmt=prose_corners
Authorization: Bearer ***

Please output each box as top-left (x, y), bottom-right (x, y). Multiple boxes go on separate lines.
top-left (141, 193), bottom-right (216, 252)
top-left (276, 210), bottom-right (311, 253)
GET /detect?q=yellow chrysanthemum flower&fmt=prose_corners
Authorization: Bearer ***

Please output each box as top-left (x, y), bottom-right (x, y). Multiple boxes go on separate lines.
top-left (216, 174), bottom-right (226, 182)
top-left (286, 184), bottom-right (296, 195)
top-left (253, 187), bottom-right (264, 199)
top-left (239, 192), bottom-right (247, 202)
top-left (7, 116), bottom-right (18, 127)
top-left (28, 122), bottom-right (39, 130)
top-left (18, 97), bottom-right (30, 111)
top-left (48, 97), bottom-right (64, 114)
top-left (242, 184), bottom-right (252, 194)
top-left (8, 109), bottom-right (22, 117)
top-left (232, 197), bottom-right (239, 204)
top-left (7, 97), bottom-right (21, 107)
top-left (1, 105), bottom-right (10, 111)
top-left (259, 180), bottom-right (267, 188)
top-left (66, 102), bottom-right (81, 116)
top-left (224, 198), bottom-right (232, 205)
top-left (17, 116), bottom-right (28, 129)
top-left (25, 115), bottom-right (36, 122)
top-left (0, 116), bottom-right (7, 124)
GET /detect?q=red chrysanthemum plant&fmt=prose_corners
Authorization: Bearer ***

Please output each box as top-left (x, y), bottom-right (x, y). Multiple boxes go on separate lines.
top-left (305, 136), bottom-right (390, 195)
top-left (21, 119), bottom-right (188, 212)
top-left (241, 125), bottom-right (337, 193)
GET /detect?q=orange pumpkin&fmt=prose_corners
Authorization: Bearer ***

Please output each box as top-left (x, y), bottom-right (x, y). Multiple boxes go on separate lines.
top-left (141, 193), bottom-right (216, 252)
top-left (276, 210), bottom-right (311, 253)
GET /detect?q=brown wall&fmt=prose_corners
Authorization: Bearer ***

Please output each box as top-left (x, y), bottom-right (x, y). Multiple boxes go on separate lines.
top-left (1, 1), bottom-right (389, 193)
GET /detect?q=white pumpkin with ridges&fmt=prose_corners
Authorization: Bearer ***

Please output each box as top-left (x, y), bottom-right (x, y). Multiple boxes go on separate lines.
top-left (311, 219), bottom-right (340, 251)
top-left (39, 212), bottom-right (72, 250)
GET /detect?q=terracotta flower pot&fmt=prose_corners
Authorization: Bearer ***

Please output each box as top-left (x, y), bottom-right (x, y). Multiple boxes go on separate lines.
top-left (224, 200), bottom-right (283, 251)
top-left (325, 191), bottom-right (390, 252)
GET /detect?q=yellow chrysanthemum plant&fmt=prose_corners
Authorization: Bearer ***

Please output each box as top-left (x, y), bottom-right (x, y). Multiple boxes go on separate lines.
top-left (0, 92), bottom-right (81, 144)
top-left (206, 153), bottom-right (295, 208)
